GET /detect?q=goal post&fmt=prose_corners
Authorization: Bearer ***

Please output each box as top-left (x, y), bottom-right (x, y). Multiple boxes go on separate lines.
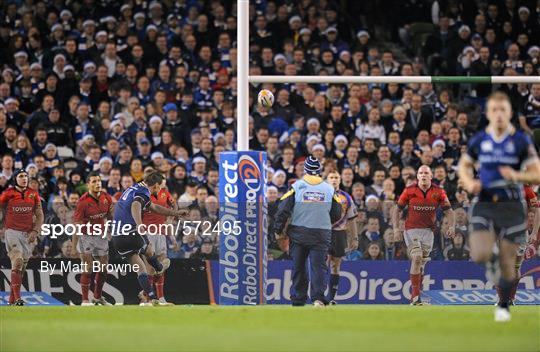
top-left (216, 0), bottom-right (540, 306)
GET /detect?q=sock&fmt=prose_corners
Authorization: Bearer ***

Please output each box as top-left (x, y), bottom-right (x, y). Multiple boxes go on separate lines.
top-left (8, 288), bottom-right (14, 304)
top-left (326, 274), bottom-right (340, 301)
top-left (148, 275), bottom-right (155, 287)
top-left (137, 273), bottom-right (156, 299)
top-left (147, 255), bottom-right (163, 272)
top-left (510, 279), bottom-right (519, 300)
top-left (498, 278), bottom-right (513, 309)
top-left (410, 273), bottom-right (422, 300)
top-left (495, 285), bottom-right (502, 301)
top-left (155, 275), bottom-right (165, 299)
top-left (485, 254), bottom-right (501, 284)
top-left (10, 270), bottom-right (22, 302)
top-left (93, 272), bottom-right (107, 300)
top-left (80, 273), bottom-right (91, 301)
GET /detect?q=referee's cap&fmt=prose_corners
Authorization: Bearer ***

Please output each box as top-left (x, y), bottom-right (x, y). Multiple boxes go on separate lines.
top-left (304, 155), bottom-right (322, 176)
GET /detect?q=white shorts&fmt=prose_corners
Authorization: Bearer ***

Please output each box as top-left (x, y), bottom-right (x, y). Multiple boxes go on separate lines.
top-left (147, 234), bottom-right (167, 256)
top-left (77, 235), bottom-right (109, 257)
top-left (5, 229), bottom-right (35, 260)
top-left (517, 231), bottom-right (532, 257)
top-left (404, 228), bottom-right (434, 257)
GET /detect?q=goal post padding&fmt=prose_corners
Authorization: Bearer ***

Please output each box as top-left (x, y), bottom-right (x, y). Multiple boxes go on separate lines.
top-left (218, 151), bottom-right (268, 305)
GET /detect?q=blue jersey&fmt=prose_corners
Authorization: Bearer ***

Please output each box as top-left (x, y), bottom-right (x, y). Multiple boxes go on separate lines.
top-left (466, 129), bottom-right (538, 200)
top-left (113, 182), bottom-right (151, 234)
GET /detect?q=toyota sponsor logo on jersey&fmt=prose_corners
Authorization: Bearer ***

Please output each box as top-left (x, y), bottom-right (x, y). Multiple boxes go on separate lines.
top-left (88, 213), bottom-right (106, 220)
top-left (11, 206), bottom-right (33, 213)
top-left (412, 205), bottom-right (436, 211)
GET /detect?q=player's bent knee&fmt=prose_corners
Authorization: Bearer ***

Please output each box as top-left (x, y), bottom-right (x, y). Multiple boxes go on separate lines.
top-left (8, 248), bottom-right (22, 259)
top-left (470, 249), bottom-right (491, 263)
top-left (145, 248), bottom-right (155, 258)
top-left (411, 254), bottom-right (422, 265)
top-left (12, 256), bottom-right (24, 270)
top-left (144, 243), bottom-right (155, 257)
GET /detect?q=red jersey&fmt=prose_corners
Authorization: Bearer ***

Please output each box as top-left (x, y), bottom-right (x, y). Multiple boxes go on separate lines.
top-left (0, 187), bottom-right (41, 232)
top-left (142, 188), bottom-right (175, 228)
top-left (397, 183), bottom-right (451, 231)
top-left (524, 185), bottom-right (538, 209)
top-left (113, 191), bottom-right (122, 202)
top-left (524, 185), bottom-right (540, 242)
top-left (73, 192), bottom-right (114, 235)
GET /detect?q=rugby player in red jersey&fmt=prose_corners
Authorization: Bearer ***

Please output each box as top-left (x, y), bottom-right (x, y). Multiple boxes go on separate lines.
top-left (0, 169), bottom-right (44, 306)
top-left (140, 176), bottom-right (178, 305)
top-left (524, 187), bottom-right (540, 258)
top-left (325, 170), bottom-right (358, 304)
top-left (495, 184), bottom-right (540, 305)
top-left (392, 165), bottom-right (455, 305)
top-left (72, 171), bottom-right (114, 306)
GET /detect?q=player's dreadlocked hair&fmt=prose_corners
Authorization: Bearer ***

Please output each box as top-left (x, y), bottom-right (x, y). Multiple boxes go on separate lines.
top-left (144, 171), bottom-right (164, 186)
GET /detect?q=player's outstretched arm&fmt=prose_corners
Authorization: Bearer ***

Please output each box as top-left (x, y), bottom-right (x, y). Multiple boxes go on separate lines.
top-left (148, 203), bottom-right (187, 218)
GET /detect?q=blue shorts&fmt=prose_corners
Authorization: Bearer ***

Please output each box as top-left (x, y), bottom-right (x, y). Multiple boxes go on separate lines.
top-left (112, 232), bottom-right (149, 259)
top-left (469, 198), bottom-right (527, 245)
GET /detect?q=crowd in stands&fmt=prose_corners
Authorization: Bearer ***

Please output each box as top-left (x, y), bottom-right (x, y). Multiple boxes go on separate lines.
top-left (0, 0), bottom-right (539, 261)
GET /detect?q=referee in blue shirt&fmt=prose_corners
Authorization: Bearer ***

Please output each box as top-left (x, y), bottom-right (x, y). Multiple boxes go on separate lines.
top-left (274, 156), bottom-right (342, 306)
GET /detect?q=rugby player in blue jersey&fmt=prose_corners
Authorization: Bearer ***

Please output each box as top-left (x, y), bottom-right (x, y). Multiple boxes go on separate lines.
top-left (113, 171), bottom-right (186, 306)
top-left (458, 91), bottom-right (540, 322)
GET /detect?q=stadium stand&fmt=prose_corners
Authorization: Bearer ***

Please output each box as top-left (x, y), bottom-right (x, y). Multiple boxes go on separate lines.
top-left (0, 0), bottom-right (538, 262)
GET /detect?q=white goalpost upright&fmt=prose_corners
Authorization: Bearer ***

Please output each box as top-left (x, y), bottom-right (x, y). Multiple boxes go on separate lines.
top-left (237, 0), bottom-right (250, 151)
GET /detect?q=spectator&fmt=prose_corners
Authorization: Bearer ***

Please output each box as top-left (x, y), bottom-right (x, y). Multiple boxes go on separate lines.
top-left (344, 236), bottom-right (362, 261)
top-left (358, 215), bottom-right (383, 253)
top-left (363, 242), bottom-right (384, 260)
top-left (0, 0), bottom-right (537, 262)
top-left (444, 231), bottom-right (470, 261)
top-left (192, 238), bottom-right (218, 260)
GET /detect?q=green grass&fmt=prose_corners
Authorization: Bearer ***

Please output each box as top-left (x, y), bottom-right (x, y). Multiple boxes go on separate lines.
top-left (1, 305), bottom-right (539, 352)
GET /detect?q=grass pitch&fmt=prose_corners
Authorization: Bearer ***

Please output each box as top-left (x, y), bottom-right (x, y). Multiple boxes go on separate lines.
top-left (1, 305), bottom-right (539, 352)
